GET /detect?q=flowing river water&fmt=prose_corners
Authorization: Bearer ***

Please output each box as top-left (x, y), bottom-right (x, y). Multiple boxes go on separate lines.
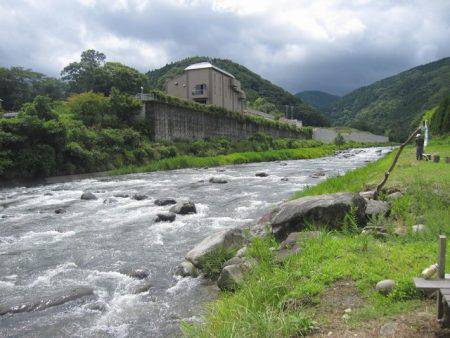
top-left (0, 147), bottom-right (391, 337)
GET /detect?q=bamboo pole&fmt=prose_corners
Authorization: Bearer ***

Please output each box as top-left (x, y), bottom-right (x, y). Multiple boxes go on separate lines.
top-left (373, 126), bottom-right (422, 200)
top-left (437, 235), bottom-right (446, 321)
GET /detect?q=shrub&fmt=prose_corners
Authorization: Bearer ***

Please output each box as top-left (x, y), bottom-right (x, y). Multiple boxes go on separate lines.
top-left (67, 92), bottom-right (108, 126)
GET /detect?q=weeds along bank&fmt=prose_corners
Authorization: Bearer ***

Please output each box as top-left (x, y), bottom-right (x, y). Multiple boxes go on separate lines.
top-left (183, 136), bottom-right (450, 337)
top-left (0, 90), bottom-right (388, 181)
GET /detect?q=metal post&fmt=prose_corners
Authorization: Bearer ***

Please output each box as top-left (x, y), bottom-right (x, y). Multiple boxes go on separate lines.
top-left (437, 235), bottom-right (446, 321)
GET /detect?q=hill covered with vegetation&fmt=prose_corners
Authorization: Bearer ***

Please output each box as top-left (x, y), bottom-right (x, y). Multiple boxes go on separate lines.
top-left (327, 57), bottom-right (450, 141)
top-left (295, 90), bottom-right (340, 112)
top-left (147, 57), bottom-right (329, 127)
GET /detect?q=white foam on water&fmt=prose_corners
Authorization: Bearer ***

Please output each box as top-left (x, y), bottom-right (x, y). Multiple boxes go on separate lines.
top-left (0, 280), bottom-right (15, 288)
top-left (28, 262), bottom-right (78, 287)
top-left (166, 276), bottom-right (201, 296)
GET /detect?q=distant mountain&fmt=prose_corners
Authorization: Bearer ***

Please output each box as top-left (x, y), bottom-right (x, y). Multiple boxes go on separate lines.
top-left (147, 57), bottom-right (329, 127)
top-left (295, 90), bottom-right (340, 112)
top-left (327, 57), bottom-right (450, 141)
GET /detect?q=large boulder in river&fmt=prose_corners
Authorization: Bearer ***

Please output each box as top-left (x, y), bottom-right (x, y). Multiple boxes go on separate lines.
top-left (81, 192), bottom-right (97, 200)
top-left (265, 192), bottom-right (367, 240)
top-left (185, 228), bottom-right (246, 268)
top-left (170, 201), bottom-right (197, 215)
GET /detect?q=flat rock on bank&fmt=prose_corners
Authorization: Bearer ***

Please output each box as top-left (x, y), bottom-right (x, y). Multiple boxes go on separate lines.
top-left (263, 192), bottom-right (366, 240)
top-left (185, 228), bottom-right (246, 268)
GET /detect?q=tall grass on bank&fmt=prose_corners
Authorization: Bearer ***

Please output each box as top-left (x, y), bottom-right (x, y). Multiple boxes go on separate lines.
top-left (183, 137), bottom-right (449, 337)
top-left (109, 146), bottom-right (336, 175)
top-left (109, 141), bottom-right (392, 176)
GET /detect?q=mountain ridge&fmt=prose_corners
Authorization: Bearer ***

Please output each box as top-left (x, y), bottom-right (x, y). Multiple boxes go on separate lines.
top-left (327, 57), bottom-right (450, 141)
top-left (295, 90), bottom-right (340, 112)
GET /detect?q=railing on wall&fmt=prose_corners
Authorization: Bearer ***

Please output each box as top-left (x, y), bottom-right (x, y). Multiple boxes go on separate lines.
top-left (135, 93), bottom-right (157, 101)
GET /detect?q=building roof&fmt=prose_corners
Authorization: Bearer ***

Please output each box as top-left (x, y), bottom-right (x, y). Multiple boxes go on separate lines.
top-left (185, 62), bottom-right (235, 79)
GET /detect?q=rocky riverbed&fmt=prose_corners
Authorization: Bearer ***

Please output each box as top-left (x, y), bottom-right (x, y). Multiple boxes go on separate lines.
top-left (0, 147), bottom-right (391, 337)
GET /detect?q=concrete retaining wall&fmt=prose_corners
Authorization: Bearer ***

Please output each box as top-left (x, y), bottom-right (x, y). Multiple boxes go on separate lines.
top-left (313, 128), bottom-right (389, 143)
top-left (144, 101), bottom-right (309, 141)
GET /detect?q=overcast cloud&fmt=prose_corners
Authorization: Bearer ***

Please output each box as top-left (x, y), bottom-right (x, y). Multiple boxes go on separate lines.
top-left (1, 0), bottom-right (449, 95)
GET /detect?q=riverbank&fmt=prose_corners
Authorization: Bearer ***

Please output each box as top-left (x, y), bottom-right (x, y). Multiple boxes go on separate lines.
top-left (183, 136), bottom-right (450, 337)
top-left (109, 141), bottom-right (389, 176)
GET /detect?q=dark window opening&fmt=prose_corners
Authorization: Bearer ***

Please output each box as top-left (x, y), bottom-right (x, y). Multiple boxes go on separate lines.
top-left (192, 84), bottom-right (206, 95)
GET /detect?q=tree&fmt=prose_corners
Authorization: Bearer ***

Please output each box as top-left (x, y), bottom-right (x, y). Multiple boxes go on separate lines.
top-left (61, 50), bottom-right (147, 95)
top-left (0, 67), bottom-right (66, 110)
top-left (334, 133), bottom-right (345, 147)
top-left (21, 95), bottom-right (58, 120)
top-left (108, 87), bottom-right (141, 124)
top-left (61, 50), bottom-right (108, 94)
top-left (430, 96), bottom-right (450, 135)
top-left (67, 92), bottom-right (109, 126)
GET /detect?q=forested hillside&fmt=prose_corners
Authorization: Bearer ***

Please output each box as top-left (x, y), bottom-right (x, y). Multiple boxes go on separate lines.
top-left (295, 90), bottom-right (340, 112)
top-left (327, 57), bottom-right (450, 141)
top-left (147, 57), bottom-right (329, 127)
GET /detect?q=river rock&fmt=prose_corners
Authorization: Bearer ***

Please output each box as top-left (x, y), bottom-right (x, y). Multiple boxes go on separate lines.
top-left (175, 261), bottom-right (198, 277)
top-left (154, 198), bottom-right (177, 206)
top-left (54, 208), bottom-right (66, 214)
top-left (185, 228), bottom-right (246, 268)
top-left (386, 191), bottom-right (403, 201)
top-left (365, 199), bottom-right (389, 219)
top-left (255, 172), bottom-right (268, 177)
top-left (209, 177), bottom-right (228, 184)
top-left (236, 246), bottom-right (247, 258)
top-left (266, 192), bottom-right (367, 240)
top-left (132, 194), bottom-right (148, 201)
top-left (129, 280), bottom-right (153, 294)
top-left (359, 190), bottom-right (375, 199)
top-left (217, 264), bottom-right (245, 291)
top-left (376, 279), bottom-right (396, 295)
top-left (85, 301), bottom-right (107, 312)
top-left (170, 201), bottom-right (197, 215)
top-left (379, 322), bottom-right (398, 336)
top-left (412, 224), bottom-right (426, 233)
top-left (0, 287), bottom-right (95, 315)
top-left (223, 256), bottom-right (244, 267)
top-left (103, 198), bottom-right (118, 204)
top-left (120, 268), bottom-right (149, 280)
top-left (362, 226), bottom-right (388, 239)
top-left (81, 192), bottom-right (97, 200)
top-left (281, 177), bottom-right (289, 182)
top-left (113, 193), bottom-right (129, 198)
top-left (154, 212), bottom-right (176, 223)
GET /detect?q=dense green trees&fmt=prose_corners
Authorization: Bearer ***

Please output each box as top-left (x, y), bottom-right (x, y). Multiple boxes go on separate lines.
top-left (430, 96), bottom-right (450, 135)
top-left (61, 50), bottom-right (148, 95)
top-left (0, 67), bottom-right (66, 110)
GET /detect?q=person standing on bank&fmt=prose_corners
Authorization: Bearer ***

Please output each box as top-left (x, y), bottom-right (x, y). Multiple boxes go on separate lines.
top-left (415, 132), bottom-right (425, 160)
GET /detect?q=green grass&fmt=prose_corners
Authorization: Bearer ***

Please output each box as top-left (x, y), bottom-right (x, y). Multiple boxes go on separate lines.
top-left (109, 146), bottom-right (336, 175)
top-left (109, 141), bottom-right (392, 176)
top-left (199, 247), bottom-right (238, 280)
top-left (182, 136), bottom-right (450, 337)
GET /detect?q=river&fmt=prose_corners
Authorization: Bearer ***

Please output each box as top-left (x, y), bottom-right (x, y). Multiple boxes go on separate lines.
top-left (0, 147), bottom-right (390, 337)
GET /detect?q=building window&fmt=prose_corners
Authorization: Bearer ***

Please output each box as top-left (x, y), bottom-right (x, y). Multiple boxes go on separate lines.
top-left (192, 84), bottom-right (206, 95)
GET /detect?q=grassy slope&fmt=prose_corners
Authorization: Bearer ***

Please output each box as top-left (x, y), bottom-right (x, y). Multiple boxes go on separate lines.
top-left (183, 137), bottom-right (450, 337)
top-left (109, 146), bottom-right (336, 175)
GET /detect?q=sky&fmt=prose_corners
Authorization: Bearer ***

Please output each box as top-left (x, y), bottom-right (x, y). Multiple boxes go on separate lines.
top-left (1, 0), bottom-right (449, 96)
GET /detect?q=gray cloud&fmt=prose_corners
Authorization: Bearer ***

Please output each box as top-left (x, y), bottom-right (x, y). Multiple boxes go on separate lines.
top-left (0, 0), bottom-right (449, 96)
